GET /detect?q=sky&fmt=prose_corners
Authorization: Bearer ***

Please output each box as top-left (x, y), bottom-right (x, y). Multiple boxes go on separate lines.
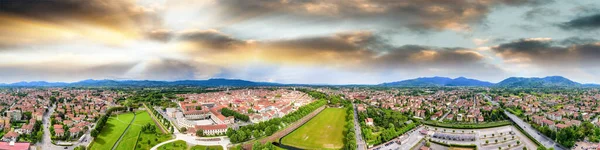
top-left (1, 0), bottom-right (600, 84)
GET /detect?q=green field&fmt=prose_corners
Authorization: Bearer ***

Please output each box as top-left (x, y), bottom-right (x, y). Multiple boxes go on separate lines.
top-left (89, 112), bottom-right (136, 150)
top-left (190, 145), bottom-right (224, 150)
top-left (281, 108), bottom-right (347, 149)
top-left (116, 111), bottom-right (158, 150)
top-left (134, 110), bottom-right (173, 150)
top-left (157, 140), bottom-right (188, 150)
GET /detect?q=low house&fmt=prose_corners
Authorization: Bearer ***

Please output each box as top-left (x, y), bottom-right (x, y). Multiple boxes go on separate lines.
top-left (69, 127), bottom-right (81, 138)
top-left (365, 118), bottom-right (374, 126)
top-left (0, 141), bottom-right (30, 150)
top-left (2, 131), bottom-right (19, 142)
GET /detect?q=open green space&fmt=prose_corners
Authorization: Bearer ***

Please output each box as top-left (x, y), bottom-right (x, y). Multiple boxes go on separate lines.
top-left (89, 112), bottom-right (136, 150)
top-left (134, 110), bottom-right (173, 150)
top-left (116, 111), bottom-right (158, 150)
top-left (157, 140), bottom-right (187, 150)
top-left (190, 145), bottom-right (224, 150)
top-left (281, 108), bottom-right (347, 149)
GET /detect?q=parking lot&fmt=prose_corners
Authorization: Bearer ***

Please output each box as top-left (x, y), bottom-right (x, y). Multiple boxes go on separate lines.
top-left (422, 125), bottom-right (538, 150)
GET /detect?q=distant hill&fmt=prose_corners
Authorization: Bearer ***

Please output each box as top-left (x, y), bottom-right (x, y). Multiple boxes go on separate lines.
top-left (495, 76), bottom-right (581, 87)
top-left (0, 79), bottom-right (281, 87)
top-left (380, 77), bottom-right (494, 87)
top-left (1, 76), bottom-right (597, 87)
top-left (7, 81), bottom-right (68, 87)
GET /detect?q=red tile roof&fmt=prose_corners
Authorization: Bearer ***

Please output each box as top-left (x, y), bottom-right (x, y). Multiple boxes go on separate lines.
top-left (0, 142), bottom-right (30, 150)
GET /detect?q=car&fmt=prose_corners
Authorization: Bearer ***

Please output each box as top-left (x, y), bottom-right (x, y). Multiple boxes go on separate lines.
top-left (64, 147), bottom-right (68, 149)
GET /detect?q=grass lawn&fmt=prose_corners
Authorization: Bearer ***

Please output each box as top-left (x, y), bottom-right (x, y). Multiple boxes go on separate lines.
top-left (89, 112), bottom-right (136, 150)
top-left (116, 111), bottom-right (156, 150)
top-left (190, 145), bottom-right (224, 150)
top-left (133, 110), bottom-right (173, 150)
top-left (157, 140), bottom-right (187, 150)
top-left (281, 108), bottom-right (347, 149)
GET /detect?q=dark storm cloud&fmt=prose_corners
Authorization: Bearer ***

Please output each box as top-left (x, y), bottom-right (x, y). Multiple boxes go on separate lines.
top-left (559, 13), bottom-right (600, 30)
top-left (216, 0), bottom-right (551, 32)
top-left (492, 37), bottom-right (600, 66)
top-left (178, 30), bottom-right (248, 50)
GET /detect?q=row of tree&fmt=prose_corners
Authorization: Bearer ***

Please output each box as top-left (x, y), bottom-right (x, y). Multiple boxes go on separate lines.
top-left (226, 99), bottom-right (327, 143)
top-left (534, 121), bottom-right (600, 148)
top-left (148, 104), bottom-right (175, 133)
top-left (357, 106), bottom-right (417, 145)
top-left (221, 108), bottom-right (250, 122)
top-left (344, 105), bottom-right (357, 150)
top-left (91, 106), bottom-right (126, 137)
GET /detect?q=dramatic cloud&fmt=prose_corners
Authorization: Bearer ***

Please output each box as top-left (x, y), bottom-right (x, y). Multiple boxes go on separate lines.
top-left (559, 13), bottom-right (600, 30)
top-left (177, 29), bottom-right (250, 51)
top-left (492, 37), bottom-right (600, 66)
top-left (174, 30), bottom-right (502, 77)
top-left (130, 58), bottom-right (220, 80)
top-left (216, 0), bottom-right (550, 32)
top-left (0, 0), bottom-right (162, 47)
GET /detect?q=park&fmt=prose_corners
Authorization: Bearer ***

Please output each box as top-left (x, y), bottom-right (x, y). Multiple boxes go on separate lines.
top-left (281, 108), bottom-right (347, 149)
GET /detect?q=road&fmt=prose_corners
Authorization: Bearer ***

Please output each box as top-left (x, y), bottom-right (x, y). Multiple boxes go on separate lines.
top-left (37, 103), bottom-right (94, 150)
top-left (38, 104), bottom-right (62, 150)
top-left (352, 104), bottom-right (366, 150)
top-left (505, 110), bottom-right (565, 150)
top-left (150, 134), bottom-right (230, 150)
top-left (480, 93), bottom-right (565, 150)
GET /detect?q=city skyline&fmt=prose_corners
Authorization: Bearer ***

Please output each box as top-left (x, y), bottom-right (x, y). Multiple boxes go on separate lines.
top-left (1, 0), bottom-right (600, 84)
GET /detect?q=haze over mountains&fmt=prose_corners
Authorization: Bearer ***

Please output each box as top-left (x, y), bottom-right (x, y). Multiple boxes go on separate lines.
top-left (0, 76), bottom-right (597, 88)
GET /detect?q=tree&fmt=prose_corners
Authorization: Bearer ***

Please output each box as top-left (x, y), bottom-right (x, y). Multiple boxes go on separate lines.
top-left (180, 127), bottom-right (187, 133)
top-left (196, 129), bottom-right (204, 137)
top-left (90, 129), bottom-right (98, 137)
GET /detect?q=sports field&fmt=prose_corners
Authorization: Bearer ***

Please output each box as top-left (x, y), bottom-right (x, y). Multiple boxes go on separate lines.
top-left (89, 111), bottom-right (136, 150)
top-left (281, 108), bottom-right (347, 149)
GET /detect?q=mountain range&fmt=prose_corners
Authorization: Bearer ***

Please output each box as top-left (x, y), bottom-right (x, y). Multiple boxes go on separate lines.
top-left (379, 77), bottom-right (494, 87)
top-left (0, 76), bottom-right (597, 88)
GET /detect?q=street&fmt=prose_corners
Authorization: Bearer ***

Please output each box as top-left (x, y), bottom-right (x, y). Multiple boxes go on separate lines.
top-left (37, 103), bottom-right (92, 150)
top-left (353, 104), bottom-right (367, 150)
top-left (504, 110), bottom-right (566, 150)
top-left (479, 94), bottom-right (563, 150)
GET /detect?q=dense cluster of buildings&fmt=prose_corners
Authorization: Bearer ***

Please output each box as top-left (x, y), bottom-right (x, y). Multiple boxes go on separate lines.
top-left (49, 89), bottom-right (119, 139)
top-left (329, 88), bottom-right (499, 123)
top-left (500, 91), bottom-right (600, 131)
top-left (166, 89), bottom-right (313, 136)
